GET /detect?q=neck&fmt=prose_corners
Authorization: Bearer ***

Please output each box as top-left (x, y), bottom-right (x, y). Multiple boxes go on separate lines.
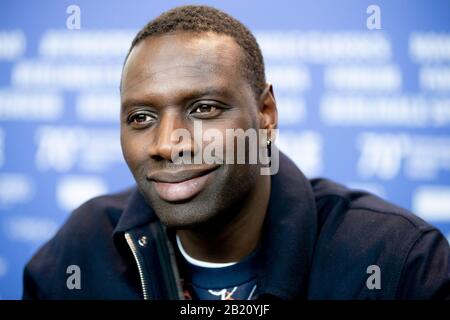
top-left (176, 173), bottom-right (271, 263)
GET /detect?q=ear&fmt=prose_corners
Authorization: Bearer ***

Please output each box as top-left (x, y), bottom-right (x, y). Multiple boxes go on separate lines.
top-left (258, 83), bottom-right (278, 141)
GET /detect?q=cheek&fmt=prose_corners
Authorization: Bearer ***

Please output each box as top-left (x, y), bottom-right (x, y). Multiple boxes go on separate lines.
top-left (222, 162), bottom-right (259, 200)
top-left (201, 111), bottom-right (258, 160)
top-left (121, 132), bottom-right (146, 171)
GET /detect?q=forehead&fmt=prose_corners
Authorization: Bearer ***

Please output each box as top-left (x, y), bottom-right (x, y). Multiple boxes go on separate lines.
top-left (121, 32), bottom-right (246, 100)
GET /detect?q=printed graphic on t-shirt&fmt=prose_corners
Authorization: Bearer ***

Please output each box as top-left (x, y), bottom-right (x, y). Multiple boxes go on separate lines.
top-left (182, 280), bottom-right (258, 300)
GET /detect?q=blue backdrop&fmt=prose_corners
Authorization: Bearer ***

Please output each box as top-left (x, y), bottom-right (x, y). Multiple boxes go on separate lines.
top-left (0, 0), bottom-right (449, 299)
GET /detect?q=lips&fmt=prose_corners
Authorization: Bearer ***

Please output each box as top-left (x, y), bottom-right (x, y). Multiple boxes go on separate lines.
top-left (147, 165), bottom-right (220, 202)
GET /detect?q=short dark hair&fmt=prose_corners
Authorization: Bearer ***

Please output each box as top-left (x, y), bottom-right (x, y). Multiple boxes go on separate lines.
top-left (125, 5), bottom-right (266, 98)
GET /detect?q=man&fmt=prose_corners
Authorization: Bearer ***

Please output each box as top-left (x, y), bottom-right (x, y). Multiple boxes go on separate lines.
top-left (23, 5), bottom-right (450, 300)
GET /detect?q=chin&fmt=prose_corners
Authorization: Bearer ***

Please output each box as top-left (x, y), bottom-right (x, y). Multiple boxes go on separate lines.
top-left (149, 194), bottom-right (222, 229)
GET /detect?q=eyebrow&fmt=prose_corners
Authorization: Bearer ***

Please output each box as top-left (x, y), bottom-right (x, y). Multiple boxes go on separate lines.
top-left (121, 87), bottom-right (233, 110)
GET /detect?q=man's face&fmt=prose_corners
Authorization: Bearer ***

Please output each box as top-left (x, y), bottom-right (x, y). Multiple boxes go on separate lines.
top-left (120, 31), bottom-right (263, 228)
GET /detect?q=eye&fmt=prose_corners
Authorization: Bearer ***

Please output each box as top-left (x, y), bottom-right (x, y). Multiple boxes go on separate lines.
top-left (193, 104), bottom-right (216, 114)
top-left (127, 112), bottom-right (155, 127)
top-left (190, 103), bottom-right (223, 119)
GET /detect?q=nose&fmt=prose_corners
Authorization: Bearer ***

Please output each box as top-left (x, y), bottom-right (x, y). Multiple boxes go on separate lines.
top-left (147, 111), bottom-right (195, 162)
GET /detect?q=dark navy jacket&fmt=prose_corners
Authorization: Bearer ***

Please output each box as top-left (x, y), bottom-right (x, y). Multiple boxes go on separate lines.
top-left (23, 153), bottom-right (450, 299)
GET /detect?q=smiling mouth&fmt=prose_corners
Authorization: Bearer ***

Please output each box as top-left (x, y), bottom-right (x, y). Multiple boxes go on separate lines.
top-left (147, 165), bottom-right (220, 202)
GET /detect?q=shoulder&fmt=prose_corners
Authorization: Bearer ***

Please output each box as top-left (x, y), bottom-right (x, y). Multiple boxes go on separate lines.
top-left (310, 177), bottom-right (435, 236)
top-left (23, 188), bottom-right (134, 298)
top-left (307, 178), bottom-right (447, 298)
top-left (31, 187), bottom-right (134, 257)
top-left (47, 187), bottom-right (134, 244)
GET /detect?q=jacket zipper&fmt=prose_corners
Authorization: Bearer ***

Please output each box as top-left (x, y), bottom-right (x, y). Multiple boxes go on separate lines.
top-left (124, 232), bottom-right (150, 300)
top-left (151, 223), bottom-right (185, 299)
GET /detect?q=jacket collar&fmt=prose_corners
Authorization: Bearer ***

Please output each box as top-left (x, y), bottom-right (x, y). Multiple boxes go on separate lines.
top-left (113, 187), bottom-right (158, 236)
top-left (113, 151), bottom-right (318, 299)
top-left (256, 151), bottom-right (318, 299)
